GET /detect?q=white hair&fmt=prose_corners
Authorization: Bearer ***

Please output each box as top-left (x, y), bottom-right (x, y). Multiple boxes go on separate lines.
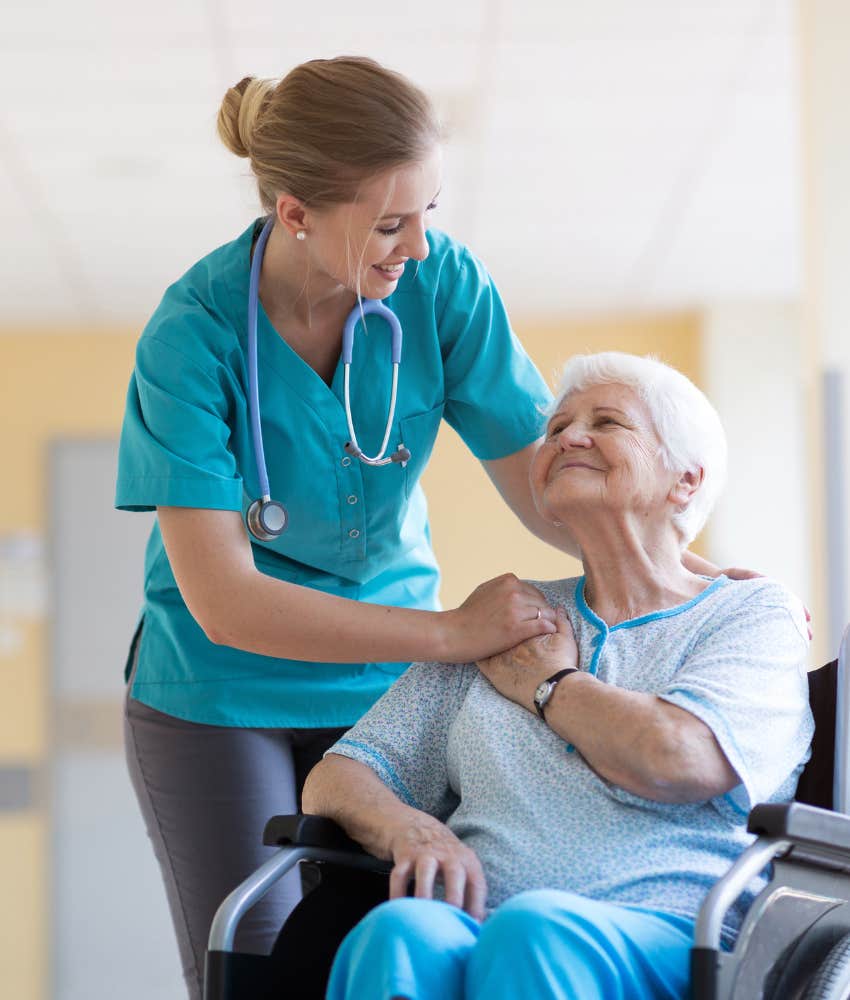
top-left (550, 352), bottom-right (727, 547)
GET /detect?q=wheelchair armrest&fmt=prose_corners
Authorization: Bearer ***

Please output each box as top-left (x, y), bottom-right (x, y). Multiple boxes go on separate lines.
top-left (209, 815), bottom-right (387, 958)
top-left (263, 813), bottom-right (368, 856)
top-left (748, 802), bottom-right (850, 854)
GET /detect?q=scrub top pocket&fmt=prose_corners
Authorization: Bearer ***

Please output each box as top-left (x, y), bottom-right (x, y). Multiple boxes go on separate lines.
top-left (400, 402), bottom-right (445, 500)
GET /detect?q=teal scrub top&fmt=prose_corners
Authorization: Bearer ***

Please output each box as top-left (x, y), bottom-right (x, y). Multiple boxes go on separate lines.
top-left (115, 221), bottom-right (553, 728)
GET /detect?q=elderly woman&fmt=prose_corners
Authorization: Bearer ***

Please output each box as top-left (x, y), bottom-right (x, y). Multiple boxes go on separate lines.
top-left (302, 352), bottom-right (813, 1000)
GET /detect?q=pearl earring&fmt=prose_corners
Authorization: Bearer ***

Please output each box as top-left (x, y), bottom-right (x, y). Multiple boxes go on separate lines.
top-left (296, 230), bottom-right (306, 241)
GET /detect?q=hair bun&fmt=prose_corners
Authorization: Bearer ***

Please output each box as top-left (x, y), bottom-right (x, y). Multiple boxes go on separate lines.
top-left (217, 76), bottom-right (272, 158)
top-left (213, 57), bottom-right (441, 215)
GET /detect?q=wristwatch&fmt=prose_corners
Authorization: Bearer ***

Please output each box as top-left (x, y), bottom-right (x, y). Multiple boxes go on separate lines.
top-left (533, 668), bottom-right (579, 721)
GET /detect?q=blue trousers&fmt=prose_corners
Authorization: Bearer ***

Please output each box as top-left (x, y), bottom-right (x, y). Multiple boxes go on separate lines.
top-left (326, 890), bottom-right (694, 1000)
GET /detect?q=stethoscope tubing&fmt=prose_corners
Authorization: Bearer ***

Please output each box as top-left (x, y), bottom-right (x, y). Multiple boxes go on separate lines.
top-left (343, 362), bottom-right (401, 465)
top-left (341, 297), bottom-right (404, 465)
top-left (248, 217), bottom-right (275, 500)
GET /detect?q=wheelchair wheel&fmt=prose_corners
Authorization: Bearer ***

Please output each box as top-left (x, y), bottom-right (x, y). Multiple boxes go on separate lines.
top-left (803, 931), bottom-right (850, 1000)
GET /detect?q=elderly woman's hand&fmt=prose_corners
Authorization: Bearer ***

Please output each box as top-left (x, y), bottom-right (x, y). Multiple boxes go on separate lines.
top-left (386, 813), bottom-right (488, 922)
top-left (477, 606), bottom-right (579, 713)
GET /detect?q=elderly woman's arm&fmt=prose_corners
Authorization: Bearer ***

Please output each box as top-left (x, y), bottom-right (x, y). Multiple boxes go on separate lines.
top-left (477, 608), bottom-right (739, 804)
top-left (540, 670), bottom-right (739, 803)
top-left (303, 755), bottom-right (488, 920)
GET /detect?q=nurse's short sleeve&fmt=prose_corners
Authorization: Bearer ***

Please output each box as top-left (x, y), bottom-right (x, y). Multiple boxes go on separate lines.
top-left (115, 335), bottom-right (243, 511)
top-left (439, 249), bottom-right (552, 460)
top-left (658, 587), bottom-right (813, 816)
top-left (326, 661), bottom-right (475, 820)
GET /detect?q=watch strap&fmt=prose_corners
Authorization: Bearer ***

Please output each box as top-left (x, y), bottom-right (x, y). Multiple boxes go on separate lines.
top-left (534, 667), bottom-right (579, 720)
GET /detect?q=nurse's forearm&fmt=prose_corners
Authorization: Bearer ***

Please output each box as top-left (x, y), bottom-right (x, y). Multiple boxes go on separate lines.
top-left (164, 509), bottom-right (450, 662)
top-left (157, 506), bottom-right (556, 664)
top-left (202, 567), bottom-right (457, 662)
top-left (482, 443), bottom-right (581, 558)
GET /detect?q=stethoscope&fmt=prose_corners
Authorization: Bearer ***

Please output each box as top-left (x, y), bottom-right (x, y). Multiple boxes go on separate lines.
top-left (246, 217), bottom-right (411, 542)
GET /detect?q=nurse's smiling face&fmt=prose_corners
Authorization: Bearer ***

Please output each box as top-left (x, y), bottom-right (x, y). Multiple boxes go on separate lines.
top-left (306, 145), bottom-right (442, 300)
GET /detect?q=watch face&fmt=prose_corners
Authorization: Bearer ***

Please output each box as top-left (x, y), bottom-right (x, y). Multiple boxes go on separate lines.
top-left (534, 681), bottom-right (551, 705)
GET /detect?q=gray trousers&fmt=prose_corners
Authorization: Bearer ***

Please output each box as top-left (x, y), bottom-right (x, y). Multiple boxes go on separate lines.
top-left (124, 691), bottom-right (347, 1000)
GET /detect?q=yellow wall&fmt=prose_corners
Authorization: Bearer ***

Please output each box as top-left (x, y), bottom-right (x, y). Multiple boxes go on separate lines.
top-left (0, 332), bottom-right (139, 532)
top-left (0, 815), bottom-right (47, 999)
top-left (0, 314), bottom-right (700, 998)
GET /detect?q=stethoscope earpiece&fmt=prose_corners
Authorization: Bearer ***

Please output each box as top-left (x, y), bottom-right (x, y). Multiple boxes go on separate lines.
top-left (246, 498), bottom-right (288, 541)
top-left (246, 217), bottom-right (411, 541)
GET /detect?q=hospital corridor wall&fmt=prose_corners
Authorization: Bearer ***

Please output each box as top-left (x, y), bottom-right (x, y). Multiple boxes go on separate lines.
top-left (0, 311), bottom-right (818, 999)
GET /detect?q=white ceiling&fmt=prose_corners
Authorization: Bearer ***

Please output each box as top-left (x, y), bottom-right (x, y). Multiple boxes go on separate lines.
top-left (0, 0), bottom-right (799, 327)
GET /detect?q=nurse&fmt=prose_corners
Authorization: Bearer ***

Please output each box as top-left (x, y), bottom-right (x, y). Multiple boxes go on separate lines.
top-left (117, 56), bottom-right (568, 1000)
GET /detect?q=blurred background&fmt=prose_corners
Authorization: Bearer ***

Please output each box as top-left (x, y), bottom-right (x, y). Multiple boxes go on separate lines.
top-left (1, 1), bottom-right (848, 997)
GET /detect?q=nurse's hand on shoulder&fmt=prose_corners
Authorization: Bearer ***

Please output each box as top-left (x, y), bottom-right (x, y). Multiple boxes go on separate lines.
top-left (387, 812), bottom-right (487, 922)
top-left (444, 574), bottom-right (557, 664)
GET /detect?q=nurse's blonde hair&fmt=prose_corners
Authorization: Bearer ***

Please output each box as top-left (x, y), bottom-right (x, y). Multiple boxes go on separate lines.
top-left (217, 56), bottom-right (442, 214)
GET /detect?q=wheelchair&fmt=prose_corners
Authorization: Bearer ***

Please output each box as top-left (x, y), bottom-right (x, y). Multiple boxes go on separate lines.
top-left (205, 624), bottom-right (850, 1000)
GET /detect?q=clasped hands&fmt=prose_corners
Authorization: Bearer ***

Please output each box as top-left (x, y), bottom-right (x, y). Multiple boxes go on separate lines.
top-left (476, 604), bottom-right (579, 714)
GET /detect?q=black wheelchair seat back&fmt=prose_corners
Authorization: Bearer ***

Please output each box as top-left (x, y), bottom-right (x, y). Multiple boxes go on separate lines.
top-left (796, 657), bottom-right (838, 811)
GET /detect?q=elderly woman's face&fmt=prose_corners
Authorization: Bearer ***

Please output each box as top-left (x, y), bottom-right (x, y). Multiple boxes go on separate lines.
top-left (531, 382), bottom-right (676, 525)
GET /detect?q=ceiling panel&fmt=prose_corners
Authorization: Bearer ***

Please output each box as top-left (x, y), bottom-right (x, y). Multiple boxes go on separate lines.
top-left (0, 0), bottom-right (799, 327)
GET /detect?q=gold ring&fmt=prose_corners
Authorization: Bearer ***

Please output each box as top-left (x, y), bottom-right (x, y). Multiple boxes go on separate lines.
top-left (535, 607), bottom-right (542, 621)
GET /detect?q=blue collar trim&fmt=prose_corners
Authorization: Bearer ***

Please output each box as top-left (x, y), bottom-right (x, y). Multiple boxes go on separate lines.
top-left (575, 574), bottom-right (730, 633)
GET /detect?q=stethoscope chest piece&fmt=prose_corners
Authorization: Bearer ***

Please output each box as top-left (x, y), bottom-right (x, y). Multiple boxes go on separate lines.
top-left (246, 498), bottom-right (288, 541)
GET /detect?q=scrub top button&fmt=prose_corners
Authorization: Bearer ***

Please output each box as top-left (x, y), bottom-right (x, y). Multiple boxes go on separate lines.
top-left (347, 495), bottom-right (358, 505)
top-left (348, 529), bottom-right (360, 539)
top-left (341, 456), bottom-right (352, 467)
